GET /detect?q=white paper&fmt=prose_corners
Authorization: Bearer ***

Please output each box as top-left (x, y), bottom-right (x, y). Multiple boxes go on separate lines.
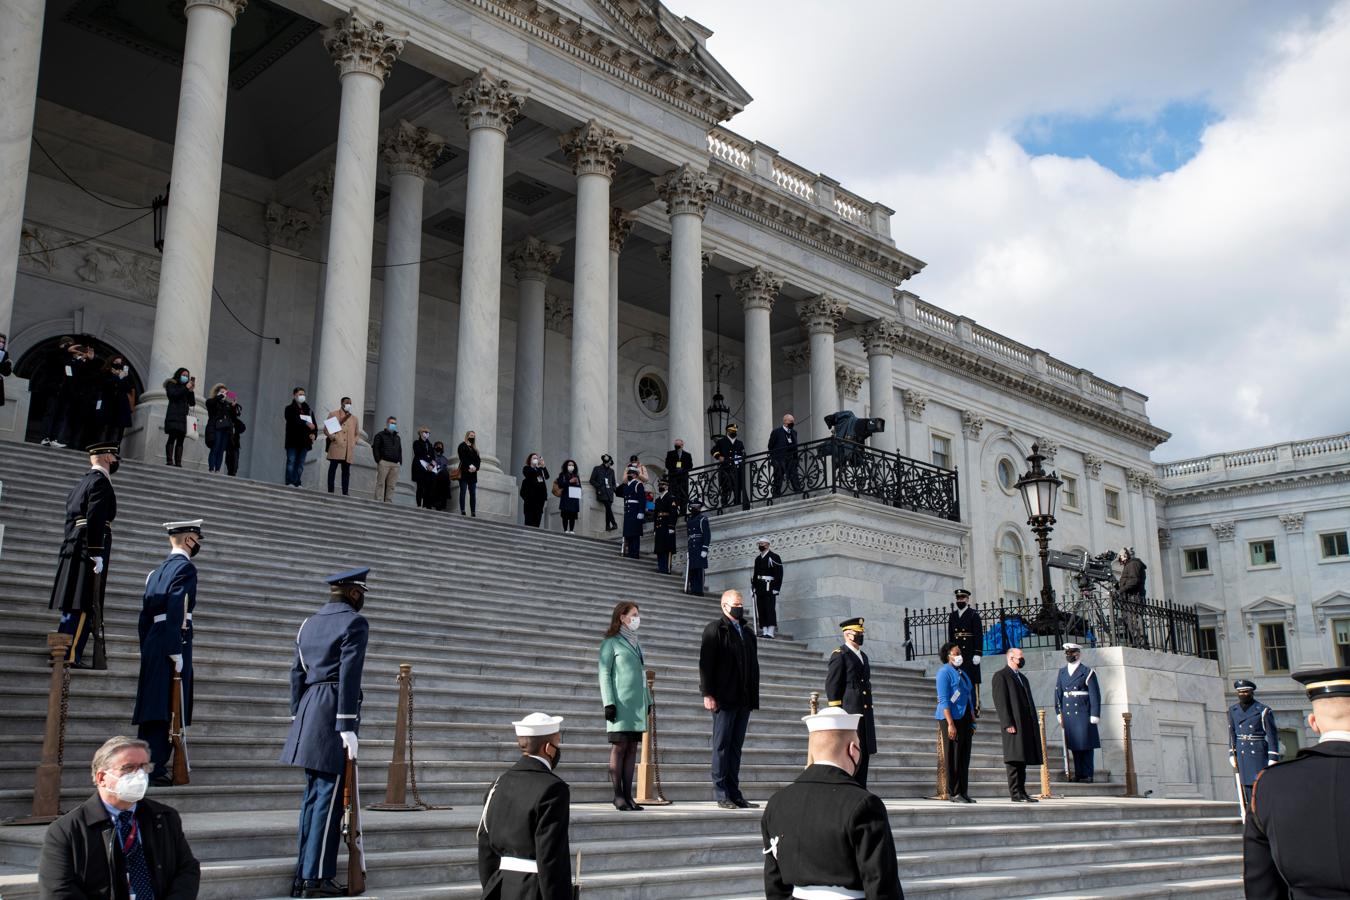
top-left (568, 486), bottom-right (582, 500)
top-left (300, 414), bottom-right (314, 425)
top-left (951, 690), bottom-right (961, 702)
top-left (324, 416), bottom-right (341, 435)
top-left (65, 365), bottom-right (73, 377)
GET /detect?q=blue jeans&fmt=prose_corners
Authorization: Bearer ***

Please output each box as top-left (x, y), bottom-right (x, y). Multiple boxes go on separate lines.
top-left (285, 448), bottom-right (307, 486)
top-left (459, 479), bottom-right (477, 514)
top-left (207, 428), bottom-right (229, 472)
top-left (295, 767), bottom-right (344, 880)
top-left (710, 706), bottom-right (751, 801)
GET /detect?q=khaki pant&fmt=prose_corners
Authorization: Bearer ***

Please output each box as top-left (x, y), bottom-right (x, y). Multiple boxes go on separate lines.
top-left (375, 460), bottom-right (400, 502)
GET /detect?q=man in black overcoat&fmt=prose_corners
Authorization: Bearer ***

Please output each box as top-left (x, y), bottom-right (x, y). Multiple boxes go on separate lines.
top-left (51, 441), bottom-right (119, 668)
top-left (947, 588), bottom-right (984, 714)
top-left (767, 413), bottom-right (799, 496)
top-left (652, 478), bottom-right (678, 574)
top-left (825, 617), bottom-right (877, 787)
top-left (699, 590), bottom-right (760, 808)
top-left (751, 537), bottom-right (783, 638)
top-left (664, 438), bottom-right (693, 513)
top-left (990, 647), bottom-right (1043, 802)
top-left (711, 423), bottom-right (746, 506)
top-left (761, 707), bottom-right (903, 900)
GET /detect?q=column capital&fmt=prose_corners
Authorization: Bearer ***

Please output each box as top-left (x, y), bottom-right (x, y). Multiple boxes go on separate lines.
top-left (902, 388), bottom-right (928, 420)
top-left (609, 208), bottom-right (635, 254)
top-left (655, 164), bottom-right (719, 219)
top-left (858, 318), bottom-right (904, 357)
top-left (560, 120), bottom-right (628, 179)
top-left (1082, 452), bottom-right (1104, 479)
top-left (307, 162), bottom-right (335, 217)
top-left (323, 11), bottom-right (404, 82)
top-left (961, 410), bottom-right (985, 440)
top-left (835, 364), bottom-right (864, 400)
top-left (797, 294), bottom-right (848, 335)
top-left (186, 0), bottom-right (248, 21)
top-left (1211, 520), bottom-right (1237, 542)
top-left (453, 69), bottom-right (525, 135)
top-left (1280, 512), bottom-right (1305, 533)
top-left (1036, 436), bottom-right (1061, 463)
top-left (508, 236), bottom-right (563, 283)
top-left (263, 202), bottom-right (315, 252)
top-left (731, 266), bottom-right (781, 312)
top-left (781, 342), bottom-right (810, 374)
top-left (544, 293), bottom-right (573, 333)
top-left (380, 120), bottom-right (447, 179)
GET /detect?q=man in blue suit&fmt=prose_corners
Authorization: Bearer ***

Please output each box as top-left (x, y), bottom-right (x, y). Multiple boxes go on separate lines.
top-left (1228, 679), bottom-right (1280, 807)
top-left (280, 568), bottom-right (371, 899)
top-left (935, 641), bottom-right (976, 803)
top-left (132, 519), bottom-right (204, 786)
top-left (1055, 642), bottom-right (1102, 783)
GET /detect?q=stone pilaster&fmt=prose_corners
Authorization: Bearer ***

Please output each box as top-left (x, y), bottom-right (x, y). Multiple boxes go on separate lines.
top-left (797, 295), bottom-right (847, 441)
top-left (733, 266), bottom-right (782, 452)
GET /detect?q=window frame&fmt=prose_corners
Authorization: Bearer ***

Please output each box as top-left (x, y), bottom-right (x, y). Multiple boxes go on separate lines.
top-left (1248, 538), bottom-right (1280, 570)
top-left (997, 530), bottom-right (1026, 604)
top-left (1182, 546), bottom-right (1211, 576)
top-left (1319, 530), bottom-right (1350, 563)
top-left (1333, 617), bottom-right (1350, 667)
top-left (1059, 472), bottom-right (1080, 512)
top-left (1103, 486), bottom-right (1124, 524)
top-left (1197, 626), bottom-right (1220, 664)
top-left (929, 429), bottom-right (953, 471)
top-left (1259, 621), bottom-right (1290, 674)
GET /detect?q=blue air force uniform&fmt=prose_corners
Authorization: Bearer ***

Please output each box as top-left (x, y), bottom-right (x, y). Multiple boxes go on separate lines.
top-left (621, 474), bottom-right (645, 559)
top-left (1055, 646), bottom-right (1101, 782)
top-left (280, 569), bottom-right (370, 890)
top-left (685, 504), bottom-right (711, 595)
top-left (51, 444), bottom-right (119, 666)
top-left (132, 520), bottom-right (203, 783)
top-left (1228, 680), bottom-right (1280, 805)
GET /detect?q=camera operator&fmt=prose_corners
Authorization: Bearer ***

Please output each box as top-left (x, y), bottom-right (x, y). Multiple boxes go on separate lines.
top-left (1117, 547), bottom-right (1146, 601)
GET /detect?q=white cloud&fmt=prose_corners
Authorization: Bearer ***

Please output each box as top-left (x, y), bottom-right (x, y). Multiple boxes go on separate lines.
top-left (676, 0), bottom-right (1350, 457)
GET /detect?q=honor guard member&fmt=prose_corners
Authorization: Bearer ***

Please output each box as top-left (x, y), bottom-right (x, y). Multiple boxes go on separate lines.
top-left (1055, 643), bottom-right (1101, 783)
top-left (51, 441), bottom-right (120, 668)
top-left (478, 712), bottom-right (572, 900)
top-left (825, 618), bottom-right (877, 787)
top-left (665, 439), bottom-right (693, 513)
top-left (762, 707), bottom-right (904, 900)
top-left (751, 538), bottom-right (783, 638)
top-left (653, 478), bottom-right (679, 574)
top-left (1244, 666), bottom-right (1350, 898)
top-left (685, 500), bottom-right (711, 596)
top-left (131, 519), bottom-right (204, 786)
top-left (620, 467), bottom-right (646, 559)
top-left (280, 568), bottom-right (370, 899)
top-left (946, 589), bottom-right (984, 713)
top-left (712, 423), bottom-right (746, 506)
top-left (1228, 679), bottom-right (1280, 807)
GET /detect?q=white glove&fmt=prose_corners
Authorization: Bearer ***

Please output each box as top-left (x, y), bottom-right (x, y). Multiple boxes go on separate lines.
top-left (1057, 714), bottom-right (1063, 726)
top-left (1090, 716), bottom-right (1100, 725)
top-left (701, 550), bottom-right (708, 558)
top-left (972, 655), bottom-right (982, 666)
top-left (1267, 758), bottom-right (1277, 767)
top-left (91, 557), bottom-right (105, 575)
top-left (637, 513), bottom-right (644, 520)
top-left (469, 465), bottom-right (477, 472)
top-left (340, 731), bottom-right (358, 760)
top-left (169, 654), bottom-right (183, 673)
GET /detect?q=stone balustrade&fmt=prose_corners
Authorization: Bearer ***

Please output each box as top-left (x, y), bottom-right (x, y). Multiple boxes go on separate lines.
top-left (1155, 431), bottom-right (1350, 482)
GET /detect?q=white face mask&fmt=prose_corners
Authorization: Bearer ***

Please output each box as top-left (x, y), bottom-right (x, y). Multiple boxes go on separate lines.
top-left (627, 615), bottom-right (640, 630)
top-left (296, 395), bottom-right (306, 405)
top-left (420, 432), bottom-right (429, 439)
top-left (342, 403), bottom-right (352, 413)
top-left (531, 457), bottom-right (540, 465)
top-left (567, 465), bottom-right (575, 472)
top-left (107, 768), bottom-right (149, 803)
top-left (950, 655), bottom-right (964, 668)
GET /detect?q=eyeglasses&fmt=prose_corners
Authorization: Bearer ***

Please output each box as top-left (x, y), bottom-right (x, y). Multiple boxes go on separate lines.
top-left (108, 763), bottom-right (152, 777)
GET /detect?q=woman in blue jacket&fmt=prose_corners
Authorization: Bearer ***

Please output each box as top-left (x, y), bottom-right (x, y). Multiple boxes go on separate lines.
top-left (598, 601), bottom-right (650, 810)
top-left (935, 640), bottom-right (976, 803)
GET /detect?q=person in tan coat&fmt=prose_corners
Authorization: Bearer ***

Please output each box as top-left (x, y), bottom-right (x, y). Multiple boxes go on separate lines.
top-left (325, 397), bottom-right (360, 495)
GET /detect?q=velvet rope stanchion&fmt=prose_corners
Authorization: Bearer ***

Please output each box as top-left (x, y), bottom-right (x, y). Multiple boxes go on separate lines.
top-left (5, 634), bottom-right (74, 826)
top-left (1037, 708), bottom-right (1054, 800)
top-left (635, 668), bottom-right (672, 806)
top-left (932, 722), bottom-right (950, 801)
top-left (1122, 711), bottom-right (1140, 798)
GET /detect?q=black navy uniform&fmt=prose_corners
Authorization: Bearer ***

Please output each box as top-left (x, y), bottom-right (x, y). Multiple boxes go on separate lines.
top-left (826, 644), bottom-right (877, 787)
top-left (478, 756), bottom-right (572, 900)
top-left (653, 488), bottom-right (678, 574)
top-left (685, 506), bottom-right (711, 595)
top-left (621, 477), bottom-right (645, 559)
top-left (751, 548), bottom-right (783, 633)
top-left (712, 433), bottom-right (746, 506)
top-left (51, 458), bottom-right (117, 666)
top-left (1229, 696), bottom-right (1280, 805)
top-left (947, 601), bottom-right (984, 704)
top-left (132, 548), bottom-right (198, 782)
top-left (762, 763), bottom-right (904, 900)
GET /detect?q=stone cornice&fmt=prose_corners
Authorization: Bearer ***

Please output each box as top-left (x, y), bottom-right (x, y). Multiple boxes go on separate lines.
top-left (560, 120), bottom-right (629, 179)
top-left (380, 120), bottom-right (447, 179)
top-left (731, 266), bottom-right (781, 312)
top-left (1158, 467), bottom-right (1350, 504)
top-left (453, 69), bottom-right (525, 135)
top-left (655, 165), bottom-right (720, 219)
top-left (323, 11), bottom-right (405, 82)
top-left (508, 236), bottom-right (563, 283)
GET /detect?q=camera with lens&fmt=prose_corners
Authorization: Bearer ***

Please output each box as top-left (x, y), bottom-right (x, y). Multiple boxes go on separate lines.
top-left (824, 410), bottom-right (886, 444)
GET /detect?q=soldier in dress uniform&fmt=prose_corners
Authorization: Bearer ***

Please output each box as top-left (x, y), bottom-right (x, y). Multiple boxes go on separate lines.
top-left (131, 519), bottom-right (205, 786)
top-left (620, 467), bottom-right (645, 559)
top-left (711, 423), bottom-right (746, 507)
top-left (477, 712), bottom-right (572, 900)
top-left (825, 618), bottom-right (877, 787)
top-left (652, 478), bottom-right (678, 574)
top-left (1054, 642), bottom-right (1101, 783)
top-left (1228, 679), bottom-right (1280, 809)
top-left (279, 568), bottom-right (370, 899)
top-left (50, 441), bottom-right (119, 668)
top-left (751, 538), bottom-right (783, 639)
top-left (761, 707), bottom-right (904, 900)
top-left (685, 500), bottom-right (711, 596)
top-left (1244, 666), bottom-right (1350, 898)
top-left (946, 589), bottom-right (984, 714)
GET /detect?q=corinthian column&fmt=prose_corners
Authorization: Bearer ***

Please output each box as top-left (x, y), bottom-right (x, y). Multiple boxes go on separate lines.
top-left (731, 266), bottom-right (781, 452)
top-left (656, 164), bottom-right (719, 464)
top-left (313, 11), bottom-right (403, 423)
top-left (0, 0), bottom-right (47, 339)
top-left (508, 237), bottom-right (561, 468)
top-left (561, 121), bottom-right (627, 487)
top-left (134, 0), bottom-right (247, 462)
top-left (450, 70), bottom-right (524, 473)
top-left (376, 120), bottom-right (445, 449)
top-left (859, 318), bottom-right (903, 453)
top-left (608, 209), bottom-right (634, 459)
top-left (797, 295), bottom-right (847, 441)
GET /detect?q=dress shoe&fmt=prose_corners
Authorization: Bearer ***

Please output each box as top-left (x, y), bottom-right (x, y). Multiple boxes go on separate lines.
top-left (733, 798), bottom-right (759, 809)
top-left (717, 799), bottom-right (739, 810)
top-left (301, 879), bottom-right (347, 898)
top-left (628, 802), bottom-right (644, 811)
top-left (1079, 776), bottom-right (1093, 784)
top-left (290, 878), bottom-right (305, 898)
top-left (952, 794), bottom-right (975, 804)
top-left (1019, 793), bottom-right (1039, 803)
top-left (1010, 794), bottom-right (1026, 802)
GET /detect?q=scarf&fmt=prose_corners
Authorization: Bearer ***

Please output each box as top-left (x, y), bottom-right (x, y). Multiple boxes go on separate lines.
top-left (619, 625), bottom-right (642, 658)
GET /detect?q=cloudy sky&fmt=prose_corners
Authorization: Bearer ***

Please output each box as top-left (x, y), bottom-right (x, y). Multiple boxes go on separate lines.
top-left (674, 0), bottom-right (1350, 460)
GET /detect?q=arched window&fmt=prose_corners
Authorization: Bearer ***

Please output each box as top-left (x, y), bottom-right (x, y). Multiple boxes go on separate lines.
top-left (998, 531), bottom-right (1025, 603)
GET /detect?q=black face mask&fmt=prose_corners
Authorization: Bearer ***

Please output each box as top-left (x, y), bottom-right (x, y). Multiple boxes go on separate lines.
top-left (850, 633), bottom-right (865, 646)
top-left (1014, 657), bottom-right (1025, 669)
top-left (188, 541), bottom-right (201, 558)
top-left (728, 606), bottom-right (745, 621)
top-left (1065, 652), bottom-right (1079, 663)
top-left (348, 590), bottom-right (366, 613)
top-left (107, 460), bottom-right (120, 475)
top-left (548, 743), bottom-right (563, 770)
top-left (1239, 694), bottom-right (1255, 708)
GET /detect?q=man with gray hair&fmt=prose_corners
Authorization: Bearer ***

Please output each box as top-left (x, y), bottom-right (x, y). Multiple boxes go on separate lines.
top-left (699, 590), bottom-right (761, 809)
top-left (38, 735), bottom-right (200, 899)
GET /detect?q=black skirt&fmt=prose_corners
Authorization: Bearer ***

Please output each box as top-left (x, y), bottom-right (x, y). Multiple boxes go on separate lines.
top-left (607, 730), bottom-right (643, 744)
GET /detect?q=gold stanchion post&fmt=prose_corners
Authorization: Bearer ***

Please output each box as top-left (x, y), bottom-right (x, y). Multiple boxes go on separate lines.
top-left (1122, 711), bottom-right (1139, 797)
top-left (933, 722), bottom-right (950, 801)
top-left (6, 634), bottom-right (74, 826)
top-left (635, 669), bottom-right (671, 805)
top-left (1037, 708), bottom-right (1054, 800)
top-left (805, 692), bottom-right (819, 766)
top-left (370, 663), bottom-right (419, 811)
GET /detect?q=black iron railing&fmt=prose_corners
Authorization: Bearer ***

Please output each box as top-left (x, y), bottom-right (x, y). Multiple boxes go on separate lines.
top-left (672, 438), bottom-right (960, 522)
top-left (902, 595), bottom-right (1202, 660)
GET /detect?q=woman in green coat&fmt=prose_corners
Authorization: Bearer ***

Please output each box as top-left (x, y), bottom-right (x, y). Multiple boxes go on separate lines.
top-left (598, 601), bottom-right (651, 810)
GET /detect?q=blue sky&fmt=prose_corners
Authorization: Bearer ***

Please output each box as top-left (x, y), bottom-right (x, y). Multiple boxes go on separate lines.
top-left (1015, 101), bottom-right (1220, 178)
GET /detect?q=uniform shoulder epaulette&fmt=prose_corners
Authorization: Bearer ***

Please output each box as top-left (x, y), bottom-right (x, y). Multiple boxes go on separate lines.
top-left (831, 647), bottom-right (842, 655)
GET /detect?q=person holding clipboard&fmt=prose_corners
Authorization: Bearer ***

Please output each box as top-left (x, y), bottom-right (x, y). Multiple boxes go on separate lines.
top-left (555, 459), bottom-right (583, 534)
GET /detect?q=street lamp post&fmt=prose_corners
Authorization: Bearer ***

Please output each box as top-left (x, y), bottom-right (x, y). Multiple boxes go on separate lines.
top-left (1015, 443), bottom-right (1063, 627)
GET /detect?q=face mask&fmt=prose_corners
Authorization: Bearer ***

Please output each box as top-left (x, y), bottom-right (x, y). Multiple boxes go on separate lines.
top-left (420, 432), bottom-right (429, 439)
top-left (1239, 694), bottom-right (1255, 707)
top-left (1065, 653), bottom-right (1079, 663)
top-left (531, 457), bottom-right (540, 466)
top-left (627, 615), bottom-right (641, 630)
top-left (567, 465), bottom-right (575, 472)
top-left (342, 403), bottom-right (352, 413)
top-left (188, 540), bottom-right (201, 558)
top-left (388, 423), bottom-right (397, 432)
top-left (434, 446), bottom-right (444, 455)
top-left (349, 591), bottom-right (365, 613)
top-left (547, 744), bottom-right (563, 770)
top-left (850, 633), bottom-right (864, 645)
top-left (468, 437), bottom-right (476, 444)
top-left (728, 606), bottom-right (745, 621)
top-left (218, 391), bottom-right (227, 399)
top-left (950, 655), bottom-right (964, 668)
top-left (108, 768), bottom-right (149, 803)
top-left (296, 395), bottom-right (306, 404)
top-left (108, 460), bottom-right (121, 475)
top-left (179, 374), bottom-right (189, 384)
top-left (1014, 657), bottom-right (1025, 669)
top-left (956, 600), bottom-right (967, 608)
top-left (675, 444), bottom-right (683, 451)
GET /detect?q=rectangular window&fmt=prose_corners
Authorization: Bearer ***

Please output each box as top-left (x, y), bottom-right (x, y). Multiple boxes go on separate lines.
top-left (1197, 626), bottom-right (1219, 662)
top-left (1260, 622), bottom-right (1290, 673)
top-left (1335, 619), bottom-right (1350, 667)
top-left (1249, 540), bottom-right (1278, 567)
top-left (930, 434), bottom-right (951, 470)
top-left (1184, 547), bottom-right (1210, 573)
top-left (1278, 728), bottom-right (1298, 762)
top-left (1104, 487), bottom-right (1122, 521)
top-left (1321, 532), bottom-right (1350, 559)
top-left (1061, 475), bottom-right (1079, 510)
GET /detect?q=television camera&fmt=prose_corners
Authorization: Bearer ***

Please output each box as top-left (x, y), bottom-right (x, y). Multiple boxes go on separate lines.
top-left (821, 410), bottom-right (886, 467)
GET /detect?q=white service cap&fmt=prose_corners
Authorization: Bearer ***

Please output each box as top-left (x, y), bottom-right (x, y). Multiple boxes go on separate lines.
top-left (802, 707), bottom-right (862, 733)
top-left (512, 712), bottom-right (564, 737)
top-left (1063, 642), bottom-right (1082, 651)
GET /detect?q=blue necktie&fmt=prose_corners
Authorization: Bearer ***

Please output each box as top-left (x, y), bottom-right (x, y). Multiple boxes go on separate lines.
top-left (116, 810), bottom-right (155, 900)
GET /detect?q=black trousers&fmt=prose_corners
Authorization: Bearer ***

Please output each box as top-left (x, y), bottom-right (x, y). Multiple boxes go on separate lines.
top-left (165, 431), bottom-right (185, 466)
top-left (524, 501), bottom-right (545, 527)
top-left (685, 566), bottom-right (705, 595)
top-left (710, 707), bottom-right (751, 801)
top-left (1005, 762), bottom-right (1028, 798)
top-left (600, 500), bottom-right (616, 529)
top-left (753, 585), bottom-right (777, 628)
top-left (946, 709), bottom-right (974, 797)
